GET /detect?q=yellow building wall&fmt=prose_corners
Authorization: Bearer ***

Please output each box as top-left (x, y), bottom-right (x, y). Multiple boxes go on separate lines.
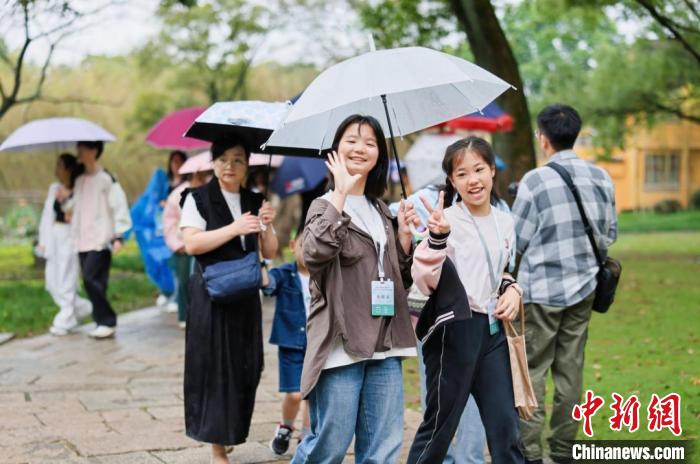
top-left (579, 120), bottom-right (700, 211)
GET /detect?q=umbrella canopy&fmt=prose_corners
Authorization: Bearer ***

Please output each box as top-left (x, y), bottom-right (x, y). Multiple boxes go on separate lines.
top-left (270, 157), bottom-right (327, 198)
top-left (437, 102), bottom-right (513, 133)
top-left (405, 133), bottom-right (506, 190)
top-left (249, 153), bottom-right (284, 168)
top-left (145, 106), bottom-right (210, 151)
top-left (178, 151), bottom-right (213, 175)
top-left (0, 117), bottom-right (115, 152)
top-left (264, 46), bottom-right (513, 157)
top-left (185, 101), bottom-right (289, 152)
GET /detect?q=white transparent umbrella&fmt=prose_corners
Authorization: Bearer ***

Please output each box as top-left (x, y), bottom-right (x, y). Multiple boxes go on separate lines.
top-left (405, 133), bottom-right (464, 191)
top-left (263, 45), bottom-right (513, 196)
top-left (0, 117), bottom-right (115, 152)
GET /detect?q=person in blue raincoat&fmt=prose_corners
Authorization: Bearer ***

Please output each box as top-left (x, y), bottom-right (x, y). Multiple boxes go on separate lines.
top-left (128, 168), bottom-right (175, 303)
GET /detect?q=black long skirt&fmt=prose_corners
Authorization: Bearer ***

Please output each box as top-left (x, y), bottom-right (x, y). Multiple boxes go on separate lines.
top-left (184, 269), bottom-right (264, 445)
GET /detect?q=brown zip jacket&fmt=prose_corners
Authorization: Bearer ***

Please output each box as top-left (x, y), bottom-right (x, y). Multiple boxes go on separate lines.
top-left (300, 197), bottom-right (417, 397)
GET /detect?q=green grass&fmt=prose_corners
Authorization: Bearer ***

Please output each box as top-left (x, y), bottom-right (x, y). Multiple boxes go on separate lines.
top-left (618, 209), bottom-right (700, 233)
top-left (403, 231), bottom-right (700, 449)
top-left (0, 240), bottom-right (156, 337)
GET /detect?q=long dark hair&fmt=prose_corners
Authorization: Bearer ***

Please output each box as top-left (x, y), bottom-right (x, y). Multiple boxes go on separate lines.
top-left (328, 114), bottom-right (389, 200)
top-left (167, 150), bottom-right (187, 181)
top-left (441, 136), bottom-right (500, 208)
top-left (58, 153), bottom-right (82, 189)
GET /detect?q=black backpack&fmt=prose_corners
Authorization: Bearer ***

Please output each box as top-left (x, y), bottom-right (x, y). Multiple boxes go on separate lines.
top-left (547, 163), bottom-right (622, 313)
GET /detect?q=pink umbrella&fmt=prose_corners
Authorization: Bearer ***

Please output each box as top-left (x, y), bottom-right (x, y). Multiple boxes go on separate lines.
top-left (146, 107), bottom-right (210, 151)
top-left (178, 151), bottom-right (213, 174)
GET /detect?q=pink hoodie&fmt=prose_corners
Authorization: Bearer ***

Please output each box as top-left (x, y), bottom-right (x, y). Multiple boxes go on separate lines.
top-left (163, 181), bottom-right (189, 252)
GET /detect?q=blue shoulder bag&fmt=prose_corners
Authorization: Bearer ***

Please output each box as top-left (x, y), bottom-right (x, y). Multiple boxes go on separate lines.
top-left (202, 251), bottom-right (262, 303)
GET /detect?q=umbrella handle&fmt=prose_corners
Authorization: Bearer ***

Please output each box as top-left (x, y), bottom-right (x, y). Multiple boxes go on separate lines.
top-left (381, 94), bottom-right (407, 199)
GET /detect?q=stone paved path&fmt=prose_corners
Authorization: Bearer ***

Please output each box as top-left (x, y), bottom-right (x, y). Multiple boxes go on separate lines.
top-left (0, 300), bottom-right (422, 463)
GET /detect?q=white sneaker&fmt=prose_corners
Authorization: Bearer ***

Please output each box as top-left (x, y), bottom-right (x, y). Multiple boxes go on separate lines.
top-left (49, 325), bottom-right (70, 336)
top-left (156, 294), bottom-right (168, 307)
top-left (165, 301), bottom-right (178, 313)
top-left (88, 325), bottom-right (115, 339)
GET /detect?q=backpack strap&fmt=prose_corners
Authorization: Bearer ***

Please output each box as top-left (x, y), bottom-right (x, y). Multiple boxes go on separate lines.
top-left (547, 163), bottom-right (604, 267)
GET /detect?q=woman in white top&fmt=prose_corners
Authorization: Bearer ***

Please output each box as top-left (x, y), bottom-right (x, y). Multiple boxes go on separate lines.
top-left (179, 138), bottom-right (278, 464)
top-left (37, 154), bottom-right (92, 336)
top-left (408, 137), bottom-right (525, 463)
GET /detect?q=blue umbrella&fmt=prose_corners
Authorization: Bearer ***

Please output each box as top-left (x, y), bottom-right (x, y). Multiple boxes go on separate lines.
top-left (270, 157), bottom-right (327, 198)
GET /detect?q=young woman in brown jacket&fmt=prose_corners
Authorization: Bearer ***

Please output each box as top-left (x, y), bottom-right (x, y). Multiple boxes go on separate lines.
top-left (291, 114), bottom-right (420, 464)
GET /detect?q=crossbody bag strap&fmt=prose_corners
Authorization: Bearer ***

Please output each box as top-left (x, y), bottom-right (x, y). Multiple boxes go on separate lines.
top-left (546, 163), bottom-right (604, 267)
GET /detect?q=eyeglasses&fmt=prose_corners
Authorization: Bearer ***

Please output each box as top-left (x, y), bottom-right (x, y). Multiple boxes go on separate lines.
top-left (215, 158), bottom-right (246, 167)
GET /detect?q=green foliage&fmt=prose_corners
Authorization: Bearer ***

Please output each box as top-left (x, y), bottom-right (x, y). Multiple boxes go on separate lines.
top-left (151, 0), bottom-right (273, 103)
top-left (692, 190), bottom-right (700, 210)
top-left (0, 240), bottom-right (155, 337)
top-left (358, 0), bottom-right (699, 151)
top-left (652, 199), bottom-right (683, 214)
top-left (357, 0), bottom-right (453, 50)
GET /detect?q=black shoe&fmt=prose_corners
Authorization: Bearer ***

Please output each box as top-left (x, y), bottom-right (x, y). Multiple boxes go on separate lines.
top-left (269, 424), bottom-right (293, 455)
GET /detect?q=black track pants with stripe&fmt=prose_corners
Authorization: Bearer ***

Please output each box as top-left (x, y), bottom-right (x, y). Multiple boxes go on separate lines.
top-left (407, 314), bottom-right (524, 464)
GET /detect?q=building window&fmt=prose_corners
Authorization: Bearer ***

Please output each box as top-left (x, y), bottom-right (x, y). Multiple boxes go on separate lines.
top-left (644, 153), bottom-right (680, 190)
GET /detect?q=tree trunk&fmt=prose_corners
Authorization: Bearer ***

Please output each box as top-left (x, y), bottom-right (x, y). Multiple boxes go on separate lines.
top-left (449, 0), bottom-right (536, 198)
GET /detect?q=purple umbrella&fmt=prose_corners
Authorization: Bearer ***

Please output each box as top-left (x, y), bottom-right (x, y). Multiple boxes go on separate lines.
top-left (0, 117), bottom-right (115, 152)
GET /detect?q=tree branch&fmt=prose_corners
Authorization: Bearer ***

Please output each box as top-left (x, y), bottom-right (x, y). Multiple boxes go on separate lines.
top-left (649, 101), bottom-right (700, 124)
top-left (682, 0), bottom-right (700, 23)
top-left (9, 2), bottom-right (33, 102)
top-left (15, 95), bottom-right (123, 107)
top-left (635, 0), bottom-right (700, 65)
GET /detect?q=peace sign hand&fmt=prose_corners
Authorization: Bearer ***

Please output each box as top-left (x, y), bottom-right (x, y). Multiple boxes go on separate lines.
top-left (326, 151), bottom-right (361, 195)
top-left (420, 190), bottom-right (450, 235)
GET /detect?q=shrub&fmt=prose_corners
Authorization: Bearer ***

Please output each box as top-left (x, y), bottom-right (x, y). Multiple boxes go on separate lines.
top-left (691, 189), bottom-right (700, 210)
top-left (652, 199), bottom-right (683, 214)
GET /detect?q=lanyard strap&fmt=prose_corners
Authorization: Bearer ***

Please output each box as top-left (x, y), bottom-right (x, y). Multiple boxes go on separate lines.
top-left (459, 203), bottom-right (503, 295)
top-left (348, 198), bottom-right (387, 279)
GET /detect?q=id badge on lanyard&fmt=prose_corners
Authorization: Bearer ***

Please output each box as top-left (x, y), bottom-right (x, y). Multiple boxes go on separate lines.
top-left (460, 204), bottom-right (503, 335)
top-left (351, 198), bottom-right (395, 317)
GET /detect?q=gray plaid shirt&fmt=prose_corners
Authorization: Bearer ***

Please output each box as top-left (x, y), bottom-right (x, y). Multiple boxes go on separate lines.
top-left (512, 150), bottom-right (617, 307)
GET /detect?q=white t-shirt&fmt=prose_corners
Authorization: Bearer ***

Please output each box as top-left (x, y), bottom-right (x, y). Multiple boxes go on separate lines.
top-left (298, 270), bottom-right (312, 319)
top-left (179, 191), bottom-right (246, 249)
top-left (320, 192), bottom-right (417, 370)
top-left (444, 204), bottom-right (516, 314)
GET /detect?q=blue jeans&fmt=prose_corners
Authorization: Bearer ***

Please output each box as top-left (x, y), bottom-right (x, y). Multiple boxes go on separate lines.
top-left (418, 340), bottom-right (486, 464)
top-left (292, 357), bottom-right (404, 464)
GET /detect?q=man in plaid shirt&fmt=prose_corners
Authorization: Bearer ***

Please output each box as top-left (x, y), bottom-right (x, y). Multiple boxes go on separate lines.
top-left (512, 104), bottom-right (617, 464)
